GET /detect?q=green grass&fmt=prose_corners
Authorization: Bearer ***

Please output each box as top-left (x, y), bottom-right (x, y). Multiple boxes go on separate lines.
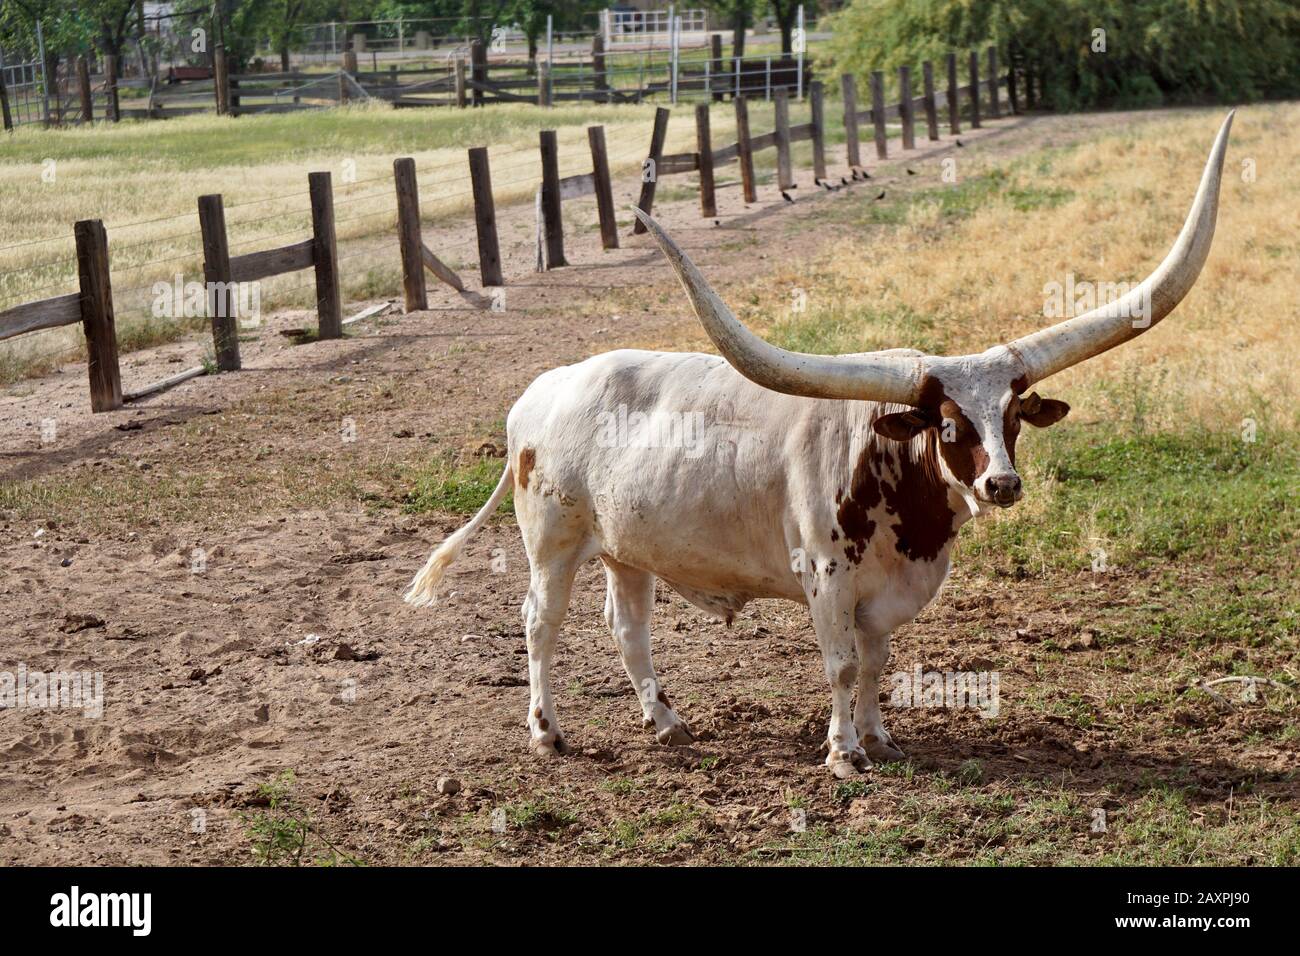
top-left (753, 784), bottom-right (1299, 866)
top-left (238, 771), bottom-right (363, 866)
top-left (822, 164), bottom-right (1075, 228)
top-left (767, 302), bottom-right (950, 355)
top-left (403, 454), bottom-right (510, 515)
top-left (964, 425), bottom-right (1300, 573)
top-left (0, 100), bottom-right (672, 170)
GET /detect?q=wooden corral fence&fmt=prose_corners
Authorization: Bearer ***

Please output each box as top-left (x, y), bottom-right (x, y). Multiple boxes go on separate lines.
top-left (1, 49), bottom-right (1012, 413)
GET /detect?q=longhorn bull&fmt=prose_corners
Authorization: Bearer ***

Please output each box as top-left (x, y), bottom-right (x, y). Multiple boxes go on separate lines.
top-left (406, 114), bottom-right (1233, 776)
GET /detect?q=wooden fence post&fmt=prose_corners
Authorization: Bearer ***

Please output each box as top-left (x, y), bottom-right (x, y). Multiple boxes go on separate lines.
top-left (588, 126), bottom-right (619, 250)
top-left (734, 96), bottom-right (757, 203)
top-left (105, 55), bottom-right (120, 122)
top-left (809, 80), bottom-right (827, 181)
top-left (695, 103), bottom-right (717, 217)
top-left (710, 33), bottom-right (724, 102)
top-left (74, 219), bottom-right (122, 412)
top-left (633, 106), bottom-right (671, 232)
top-left (0, 80), bottom-right (10, 132)
top-left (537, 60), bottom-right (551, 107)
top-left (921, 61), bottom-right (938, 140)
top-left (840, 74), bottom-right (860, 168)
top-left (0, 69), bottom-right (11, 132)
top-left (1007, 49), bottom-right (1020, 115)
top-left (197, 194), bottom-right (240, 371)
top-left (470, 40), bottom-right (485, 107)
top-left (538, 130), bottom-right (566, 266)
top-left (898, 66), bottom-right (914, 150)
top-left (869, 71), bottom-right (888, 159)
top-left (340, 51), bottom-right (358, 103)
top-left (454, 58), bottom-right (466, 108)
top-left (77, 56), bottom-right (93, 123)
top-left (774, 86), bottom-right (793, 190)
top-left (393, 158), bottom-right (427, 313)
top-left (968, 50), bottom-right (982, 128)
top-left (592, 35), bottom-right (608, 103)
top-left (309, 172), bottom-right (342, 338)
top-left (987, 47), bottom-right (1000, 118)
top-left (467, 147), bottom-right (503, 286)
top-left (214, 44), bottom-right (229, 114)
top-left (946, 52), bottom-right (960, 135)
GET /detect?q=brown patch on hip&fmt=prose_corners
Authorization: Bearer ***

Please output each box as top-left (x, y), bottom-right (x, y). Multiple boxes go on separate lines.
top-left (517, 448), bottom-right (536, 490)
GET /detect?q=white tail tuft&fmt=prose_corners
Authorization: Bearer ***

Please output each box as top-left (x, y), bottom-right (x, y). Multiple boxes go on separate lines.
top-left (404, 462), bottom-right (514, 608)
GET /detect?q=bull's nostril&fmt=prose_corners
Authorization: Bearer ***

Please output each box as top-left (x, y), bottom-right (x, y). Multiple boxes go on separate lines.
top-left (985, 475), bottom-right (1021, 503)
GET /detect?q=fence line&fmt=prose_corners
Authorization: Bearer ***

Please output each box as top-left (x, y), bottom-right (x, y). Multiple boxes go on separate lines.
top-left (1, 49), bottom-right (1013, 412)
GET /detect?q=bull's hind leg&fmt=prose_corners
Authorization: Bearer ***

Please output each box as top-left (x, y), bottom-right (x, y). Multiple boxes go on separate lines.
top-left (601, 557), bottom-right (694, 746)
top-left (853, 625), bottom-right (906, 763)
top-left (520, 556), bottom-right (580, 757)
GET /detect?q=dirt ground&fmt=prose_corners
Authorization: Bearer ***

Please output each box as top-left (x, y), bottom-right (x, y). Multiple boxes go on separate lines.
top-left (1, 110), bottom-right (1293, 866)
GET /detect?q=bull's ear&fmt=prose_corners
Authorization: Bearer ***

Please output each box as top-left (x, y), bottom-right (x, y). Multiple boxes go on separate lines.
top-left (873, 410), bottom-right (932, 441)
top-left (1019, 393), bottom-right (1070, 428)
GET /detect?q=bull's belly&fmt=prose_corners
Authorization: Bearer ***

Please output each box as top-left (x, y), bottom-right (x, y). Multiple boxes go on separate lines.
top-left (591, 499), bottom-right (807, 610)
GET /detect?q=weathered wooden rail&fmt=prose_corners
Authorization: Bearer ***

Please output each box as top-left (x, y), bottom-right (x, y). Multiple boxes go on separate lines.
top-left (3, 49), bottom-right (1013, 412)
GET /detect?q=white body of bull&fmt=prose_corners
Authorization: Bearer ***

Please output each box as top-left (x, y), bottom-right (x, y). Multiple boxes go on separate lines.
top-left (406, 114), bottom-right (1232, 775)
top-left (409, 348), bottom-right (973, 771)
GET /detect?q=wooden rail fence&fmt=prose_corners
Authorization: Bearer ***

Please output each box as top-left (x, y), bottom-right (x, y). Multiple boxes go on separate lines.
top-left (2, 49), bottom-right (1013, 413)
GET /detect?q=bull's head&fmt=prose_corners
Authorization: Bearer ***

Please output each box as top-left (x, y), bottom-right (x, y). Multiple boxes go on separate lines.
top-left (634, 113), bottom-right (1233, 511)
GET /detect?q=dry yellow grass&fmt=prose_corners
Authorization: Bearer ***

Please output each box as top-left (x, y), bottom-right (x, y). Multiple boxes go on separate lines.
top-left (0, 99), bottom-right (749, 383)
top-left (667, 104), bottom-right (1300, 435)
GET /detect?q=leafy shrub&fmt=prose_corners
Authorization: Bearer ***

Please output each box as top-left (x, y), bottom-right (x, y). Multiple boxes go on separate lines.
top-left (821, 0), bottom-right (1300, 109)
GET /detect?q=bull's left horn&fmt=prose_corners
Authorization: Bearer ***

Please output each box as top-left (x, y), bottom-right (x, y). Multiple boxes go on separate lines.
top-left (633, 207), bottom-right (928, 404)
top-left (1007, 111), bottom-right (1234, 386)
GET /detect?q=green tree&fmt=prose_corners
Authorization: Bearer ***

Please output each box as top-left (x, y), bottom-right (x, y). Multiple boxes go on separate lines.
top-left (706, 0), bottom-right (758, 59)
top-left (821, 0), bottom-right (1300, 109)
top-left (768, 0), bottom-right (815, 56)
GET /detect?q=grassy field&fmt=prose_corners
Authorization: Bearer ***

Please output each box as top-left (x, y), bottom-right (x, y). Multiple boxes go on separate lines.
top-left (0, 93), bottom-right (842, 386)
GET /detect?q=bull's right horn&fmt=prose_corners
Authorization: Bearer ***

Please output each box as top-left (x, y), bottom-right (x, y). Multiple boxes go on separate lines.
top-left (1006, 111), bottom-right (1235, 386)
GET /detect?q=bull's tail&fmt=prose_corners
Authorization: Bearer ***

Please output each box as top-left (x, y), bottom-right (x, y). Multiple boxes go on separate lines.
top-left (403, 461), bottom-right (514, 608)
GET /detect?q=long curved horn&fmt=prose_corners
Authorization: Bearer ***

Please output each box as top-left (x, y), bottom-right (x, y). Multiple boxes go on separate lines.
top-left (1008, 111), bottom-right (1234, 386)
top-left (633, 208), bottom-right (927, 404)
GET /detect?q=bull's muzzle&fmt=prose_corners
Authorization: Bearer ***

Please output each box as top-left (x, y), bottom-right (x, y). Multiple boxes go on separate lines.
top-left (982, 473), bottom-right (1023, 507)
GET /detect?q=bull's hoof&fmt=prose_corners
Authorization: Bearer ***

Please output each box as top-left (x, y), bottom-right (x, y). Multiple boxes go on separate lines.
top-left (655, 721), bottom-right (696, 746)
top-left (826, 747), bottom-right (871, 778)
top-left (532, 735), bottom-right (572, 757)
top-left (861, 733), bottom-right (906, 764)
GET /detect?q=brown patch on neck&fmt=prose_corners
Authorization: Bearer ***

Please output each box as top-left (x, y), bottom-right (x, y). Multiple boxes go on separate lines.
top-left (836, 445), bottom-right (883, 565)
top-left (517, 448), bottom-right (536, 490)
top-left (881, 432), bottom-right (956, 562)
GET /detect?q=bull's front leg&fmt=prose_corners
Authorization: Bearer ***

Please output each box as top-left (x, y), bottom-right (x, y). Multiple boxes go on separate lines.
top-left (808, 585), bottom-right (870, 778)
top-left (853, 625), bottom-right (906, 763)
